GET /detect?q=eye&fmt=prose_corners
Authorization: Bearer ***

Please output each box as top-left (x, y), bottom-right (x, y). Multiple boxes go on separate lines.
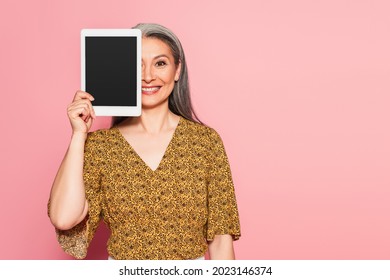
top-left (156, 60), bottom-right (167, 67)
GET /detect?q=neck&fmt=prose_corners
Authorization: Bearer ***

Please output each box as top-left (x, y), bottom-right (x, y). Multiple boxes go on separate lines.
top-left (131, 103), bottom-right (178, 134)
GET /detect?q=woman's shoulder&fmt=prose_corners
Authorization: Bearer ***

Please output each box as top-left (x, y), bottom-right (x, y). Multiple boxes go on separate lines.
top-left (87, 128), bottom-right (107, 139)
top-left (85, 127), bottom-right (119, 146)
top-left (180, 117), bottom-right (222, 142)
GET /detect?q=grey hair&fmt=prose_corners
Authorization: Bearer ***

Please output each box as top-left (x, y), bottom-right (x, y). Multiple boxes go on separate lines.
top-left (112, 23), bottom-right (202, 126)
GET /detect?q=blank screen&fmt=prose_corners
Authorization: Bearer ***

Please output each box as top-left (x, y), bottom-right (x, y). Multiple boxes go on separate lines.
top-left (86, 37), bottom-right (137, 106)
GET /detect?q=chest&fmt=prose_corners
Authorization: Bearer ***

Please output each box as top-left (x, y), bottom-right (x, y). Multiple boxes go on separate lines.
top-left (121, 130), bottom-right (175, 172)
top-left (100, 139), bottom-right (210, 222)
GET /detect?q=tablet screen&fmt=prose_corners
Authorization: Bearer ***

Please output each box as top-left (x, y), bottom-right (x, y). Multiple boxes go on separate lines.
top-left (86, 36), bottom-right (137, 106)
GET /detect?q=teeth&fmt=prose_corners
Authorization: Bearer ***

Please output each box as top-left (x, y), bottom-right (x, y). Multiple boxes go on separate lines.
top-left (142, 87), bottom-right (160, 92)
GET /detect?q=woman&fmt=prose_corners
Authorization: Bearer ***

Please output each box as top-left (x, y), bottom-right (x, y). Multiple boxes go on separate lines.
top-left (48, 23), bottom-right (240, 260)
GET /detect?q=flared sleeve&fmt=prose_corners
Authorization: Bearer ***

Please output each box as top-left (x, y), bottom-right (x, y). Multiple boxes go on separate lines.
top-left (48, 130), bottom-right (104, 259)
top-left (205, 127), bottom-right (241, 241)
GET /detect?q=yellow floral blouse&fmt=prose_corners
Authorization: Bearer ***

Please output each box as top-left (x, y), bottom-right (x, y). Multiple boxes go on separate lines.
top-left (50, 117), bottom-right (240, 260)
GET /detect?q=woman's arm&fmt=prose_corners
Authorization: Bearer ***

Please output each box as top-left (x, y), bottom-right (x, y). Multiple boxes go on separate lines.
top-left (49, 132), bottom-right (89, 230)
top-left (48, 91), bottom-right (95, 230)
top-left (208, 234), bottom-right (235, 260)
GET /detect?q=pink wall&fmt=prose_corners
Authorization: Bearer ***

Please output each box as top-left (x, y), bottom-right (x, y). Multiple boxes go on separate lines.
top-left (0, 0), bottom-right (389, 259)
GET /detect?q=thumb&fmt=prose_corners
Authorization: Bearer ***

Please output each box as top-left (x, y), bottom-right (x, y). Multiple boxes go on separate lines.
top-left (86, 115), bottom-right (94, 130)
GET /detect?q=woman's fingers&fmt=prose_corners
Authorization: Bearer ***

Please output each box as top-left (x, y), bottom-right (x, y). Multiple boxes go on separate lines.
top-left (73, 90), bottom-right (95, 102)
top-left (67, 90), bottom-right (96, 133)
top-left (68, 99), bottom-right (96, 119)
top-left (69, 105), bottom-right (90, 120)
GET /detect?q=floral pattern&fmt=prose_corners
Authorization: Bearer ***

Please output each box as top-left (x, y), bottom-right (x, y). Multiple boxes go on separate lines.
top-left (50, 117), bottom-right (240, 259)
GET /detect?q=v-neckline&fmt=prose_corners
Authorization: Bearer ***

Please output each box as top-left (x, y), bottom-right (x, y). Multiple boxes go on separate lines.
top-left (114, 116), bottom-right (182, 173)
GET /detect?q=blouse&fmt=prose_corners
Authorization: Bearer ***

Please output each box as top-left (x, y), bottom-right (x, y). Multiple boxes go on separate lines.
top-left (50, 117), bottom-right (241, 259)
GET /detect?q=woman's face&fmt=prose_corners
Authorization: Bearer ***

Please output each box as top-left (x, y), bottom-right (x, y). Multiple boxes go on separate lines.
top-left (141, 37), bottom-right (181, 109)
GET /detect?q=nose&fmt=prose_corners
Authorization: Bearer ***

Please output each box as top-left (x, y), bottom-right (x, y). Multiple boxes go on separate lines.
top-left (142, 63), bottom-right (155, 83)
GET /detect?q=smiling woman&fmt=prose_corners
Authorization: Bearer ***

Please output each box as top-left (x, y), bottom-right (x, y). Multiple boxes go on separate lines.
top-left (140, 37), bottom-right (180, 109)
top-left (48, 23), bottom-right (241, 260)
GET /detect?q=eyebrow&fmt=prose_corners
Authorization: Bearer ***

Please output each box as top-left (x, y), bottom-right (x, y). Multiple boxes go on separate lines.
top-left (153, 54), bottom-right (170, 60)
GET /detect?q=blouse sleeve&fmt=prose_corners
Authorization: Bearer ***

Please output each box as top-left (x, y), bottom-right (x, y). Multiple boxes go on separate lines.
top-left (206, 127), bottom-right (241, 241)
top-left (48, 130), bottom-right (104, 259)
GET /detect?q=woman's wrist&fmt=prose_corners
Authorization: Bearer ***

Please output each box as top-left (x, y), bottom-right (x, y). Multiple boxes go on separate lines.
top-left (71, 131), bottom-right (88, 142)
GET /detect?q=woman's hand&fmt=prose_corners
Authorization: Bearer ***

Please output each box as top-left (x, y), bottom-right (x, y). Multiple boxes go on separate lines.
top-left (67, 90), bottom-right (96, 134)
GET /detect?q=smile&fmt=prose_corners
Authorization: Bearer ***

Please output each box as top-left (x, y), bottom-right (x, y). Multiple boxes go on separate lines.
top-left (142, 87), bottom-right (161, 94)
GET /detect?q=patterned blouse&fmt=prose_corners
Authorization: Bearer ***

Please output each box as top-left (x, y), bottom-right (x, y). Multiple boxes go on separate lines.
top-left (50, 117), bottom-right (241, 260)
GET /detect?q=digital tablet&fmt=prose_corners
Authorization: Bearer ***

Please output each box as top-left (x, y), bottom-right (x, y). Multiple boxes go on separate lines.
top-left (81, 29), bottom-right (142, 116)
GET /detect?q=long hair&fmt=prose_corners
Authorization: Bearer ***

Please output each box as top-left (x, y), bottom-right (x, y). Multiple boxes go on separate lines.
top-left (111, 23), bottom-right (202, 127)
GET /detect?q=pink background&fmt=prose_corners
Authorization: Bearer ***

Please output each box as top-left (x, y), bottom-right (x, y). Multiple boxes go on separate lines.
top-left (0, 0), bottom-right (389, 259)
